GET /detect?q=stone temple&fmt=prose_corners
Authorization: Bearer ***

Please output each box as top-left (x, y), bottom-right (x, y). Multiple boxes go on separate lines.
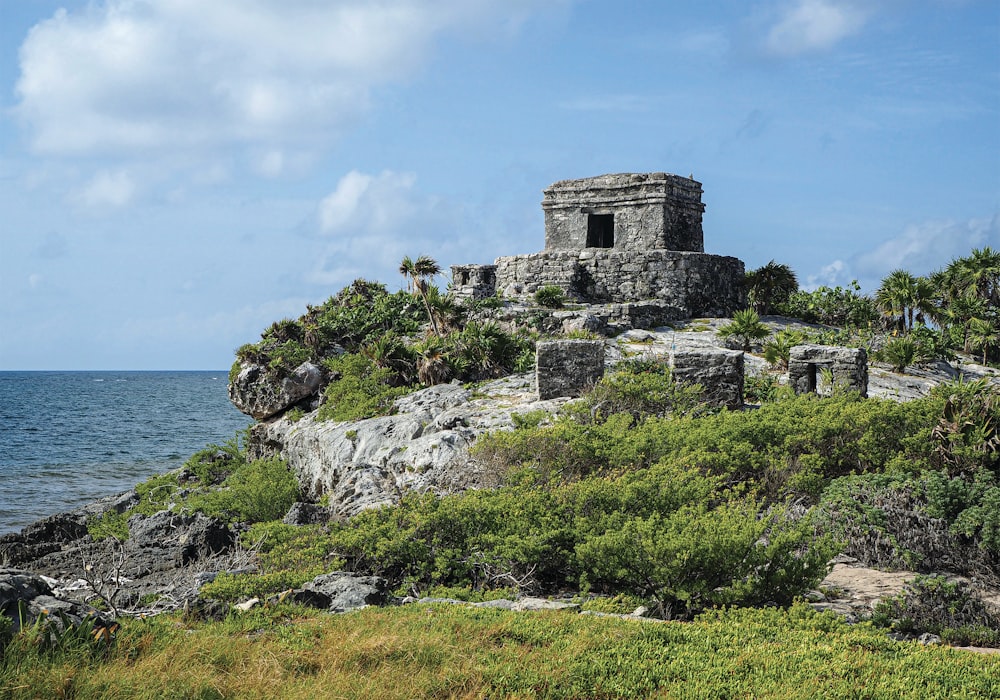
top-left (452, 172), bottom-right (745, 320)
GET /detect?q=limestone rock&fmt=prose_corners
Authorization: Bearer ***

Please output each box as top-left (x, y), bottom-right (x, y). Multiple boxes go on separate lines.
top-left (254, 374), bottom-right (568, 519)
top-left (670, 347), bottom-right (744, 409)
top-left (128, 511), bottom-right (234, 566)
top-left (282, 502), bottom-right (331, 526)
top-left (298, 571), bottom-right (391, 613)
top-left (228, 361), bottom-right (325, 420)
top-left (0, 568), bottom-right (111, 633)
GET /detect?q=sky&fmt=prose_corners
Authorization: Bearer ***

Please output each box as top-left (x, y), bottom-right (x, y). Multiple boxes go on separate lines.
top-left (1, 0), bottom-right (998, 370)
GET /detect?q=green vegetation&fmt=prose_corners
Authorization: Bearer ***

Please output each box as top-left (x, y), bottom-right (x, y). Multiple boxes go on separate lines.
top-left (873, 575), bottom-right (1000, 647)
top-left (745, 260), bottom-right (798, 315)
top-left (87, 435), bottom-right (301, 540)
top-left (2, 604), bottom-right (997, 699)
top-left (233, 261), bottom-right (537, 422)
top-left (11, 248), bottom-right (1000, 697)
top-left (534, 284), bottom-right (566, 308)
top-left (717, 308), bottom-right (770, 352)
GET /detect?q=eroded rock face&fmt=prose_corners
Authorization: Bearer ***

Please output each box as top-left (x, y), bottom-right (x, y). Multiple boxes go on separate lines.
top-left (254, 375), bottom-right (569, 519)
top-left (228, 361), bottom-right (325, 420)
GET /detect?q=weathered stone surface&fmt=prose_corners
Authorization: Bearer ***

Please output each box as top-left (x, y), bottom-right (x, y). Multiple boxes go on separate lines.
top-left (228, 361), bottom-right (325, 420)
top-left (789, 345), bottom-right (867, 397)
top-left (670, 348), bottom-right (744, 409)
top-left (450, 264), bottom-right (497, 301)
top-left (256, 375), bottom-right (569, 519)
top-left (128, 511), bottom-right (234, 566)
top-left (0, 568), bottom-right (111, 633)
top-left (282, 502), bottom-right (331, 526)
top-left (536, 340), bottom-right (605, 400)
top-left (294, 571), bottom-right (391, 613)
top-left (495, 249), bottom-right (744, 314)
top-left (542, 172), bottom-right (705, 252)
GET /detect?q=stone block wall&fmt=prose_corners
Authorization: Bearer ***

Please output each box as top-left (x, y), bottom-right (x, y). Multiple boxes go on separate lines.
top-left (788, 345), bottom-right (868, 397)
top-left (542, 173), bottom-right (705, 252)
top-left (536, 340), bottom-right (605, 400)
top-left (669, 348), bottom-right (744, 409)
top-left (450, 264), bottom-right (497, 301)
top-left (495, 249), bottom-right (745, 317)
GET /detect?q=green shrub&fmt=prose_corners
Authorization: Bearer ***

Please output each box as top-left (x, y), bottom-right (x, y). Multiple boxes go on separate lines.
top-left (762, 329), bottom-right (807, 369)
top-left (319, 459), bottom-right (833, 617)
top-left (570, 358), bottom-right (705, 423)
top-left (717, 309), bottom-right (770, 352)
top-left (873, 336), bottom-right (930, 373)
top-left (776, 281), bottom-right (878, 327)
top-left (534, 285), bottom-right (565, 309)
top-left (873, 575), bottom-right (1000, 647)
top-left (188, 456), bottom-right (300, 524)
top-left (318, 353), bottom-right (415, 422)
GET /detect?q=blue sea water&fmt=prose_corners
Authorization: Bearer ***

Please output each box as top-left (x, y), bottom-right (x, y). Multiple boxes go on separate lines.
top-left (0, 371), bottom-right (251, 534)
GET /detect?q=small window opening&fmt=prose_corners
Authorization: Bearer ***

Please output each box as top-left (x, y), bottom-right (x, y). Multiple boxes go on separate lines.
top-left (586, 213), bottom-right (614, 248)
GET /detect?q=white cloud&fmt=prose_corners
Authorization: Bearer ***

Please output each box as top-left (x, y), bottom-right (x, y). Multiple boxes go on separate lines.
top-left (310, 169), bottom-right (450, 287)
top-left (854, 216), bottom-right (998, 279)
top-left (70, 169), bottom-right (136, 208)
top-left (807, 216), bottom-right (1000, 292)
top-left (805, 259), bottom-right (848, 289)
top-left (764, 0), bottom-right (869, 57)
top-left (14, 0), bottom-right (559, 161)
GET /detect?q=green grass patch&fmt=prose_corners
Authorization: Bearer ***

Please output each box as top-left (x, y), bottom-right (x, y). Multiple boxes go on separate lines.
top-left (2, 603), bottom-right (996, 699)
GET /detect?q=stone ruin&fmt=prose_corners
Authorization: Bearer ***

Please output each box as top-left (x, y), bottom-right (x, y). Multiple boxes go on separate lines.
top-left (788, 345), bottom-right (868, 398)
top-left (535, 339), bottom-right (605, 400)
top-left (452, 172), bottom-right (746, 322)
top-left (669, 348), bottom-right (745, 410)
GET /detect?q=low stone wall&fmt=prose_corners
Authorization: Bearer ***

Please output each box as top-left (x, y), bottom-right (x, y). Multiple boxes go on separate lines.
top-left (536, 340), bottom-right (605, 400)
top-left (670, 348), bottom-right (744, 409)
top-left (495, 249), bottom-right (745, 317)
top-left (789, 345), bottom-right (868, 397)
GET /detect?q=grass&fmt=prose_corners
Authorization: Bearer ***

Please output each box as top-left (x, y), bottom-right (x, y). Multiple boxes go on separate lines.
top-left (3, 603), bottom-right (997, 699)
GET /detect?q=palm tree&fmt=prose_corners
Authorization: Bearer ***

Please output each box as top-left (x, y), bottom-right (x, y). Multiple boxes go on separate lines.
top-left (967, 317), bottom-right (999, 365)
top-left (876, 269), bottom-right (920, 332)
top-left (400, 254), bottom-right (443, 337)
top-left (718, 309), bottom-right (771, 352)
top-left (745, 261), bottom-right (798, 315)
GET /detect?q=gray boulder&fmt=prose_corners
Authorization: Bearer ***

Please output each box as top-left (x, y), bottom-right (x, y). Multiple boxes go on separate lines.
top-left (288, 571), bottom-right (391, 613)
top-left (282, 502), bottom-right (331, 526)
top-left (229, 361), bottom-right (325, 420)
top-left (0, 568), bottom-right (111, 633)
top-left (128, 511), bottom-right (234, 566)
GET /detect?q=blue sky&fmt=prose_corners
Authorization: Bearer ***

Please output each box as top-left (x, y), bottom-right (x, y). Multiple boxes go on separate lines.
top-left (1, 0), bottom-right (997, 370)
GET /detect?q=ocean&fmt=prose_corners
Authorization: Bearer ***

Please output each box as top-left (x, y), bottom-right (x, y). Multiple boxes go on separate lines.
top-left (0, 371), bottom-right (251, 534)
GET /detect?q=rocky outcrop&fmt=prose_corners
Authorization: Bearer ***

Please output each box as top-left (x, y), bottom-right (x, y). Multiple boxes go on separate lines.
top-left (228, 361), bottom-right (325, 420)
top-left (252, 375), bottom-right (569, 519)
top-left (0, 568), bottom-right (112, 634)
top-left (290, 571), bottom-right (392, 613)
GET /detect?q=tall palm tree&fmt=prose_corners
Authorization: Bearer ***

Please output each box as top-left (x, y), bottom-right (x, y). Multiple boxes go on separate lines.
top-left (745, 261), bottom-right (798, 315)
top-left (876, 269), bottom-right (919, 332)
top-left (399, 254), bottom-right (442, 336)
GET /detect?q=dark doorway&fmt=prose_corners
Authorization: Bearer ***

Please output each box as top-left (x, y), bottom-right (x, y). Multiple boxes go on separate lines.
top-left (586, 213), bottom-right (614, 248)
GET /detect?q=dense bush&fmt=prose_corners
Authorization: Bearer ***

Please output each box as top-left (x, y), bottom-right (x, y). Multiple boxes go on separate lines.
top-left (534, 285), bottom-right (566, 308)
top-left (776, 281), bottom-right (878, 327)
top-left (319, 463), bottom-right (833, 617)
top-left (318, 353), bottom-right (416, 422)
top-left (872, 575), bottom-right (1000, 647)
